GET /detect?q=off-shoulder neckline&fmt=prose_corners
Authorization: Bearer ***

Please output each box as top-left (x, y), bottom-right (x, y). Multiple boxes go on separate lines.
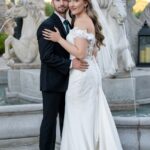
top-left (72, 27), bottom-right (95, 37)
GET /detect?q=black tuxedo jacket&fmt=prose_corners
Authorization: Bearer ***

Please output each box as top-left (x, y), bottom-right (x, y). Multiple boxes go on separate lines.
top-left (37, 13), bottom-right (71, 92)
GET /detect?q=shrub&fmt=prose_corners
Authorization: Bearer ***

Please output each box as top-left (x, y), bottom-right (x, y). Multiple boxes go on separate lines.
top-left (133, 11), bottom-right (142, 18)
top-left (0, 33), bottom-right (8, 55)
top-left (45, 2), bottom-right (54, 16)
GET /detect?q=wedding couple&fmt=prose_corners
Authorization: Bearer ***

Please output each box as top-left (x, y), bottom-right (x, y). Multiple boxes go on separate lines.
top-left (37, 0), bottom-right (123, 150)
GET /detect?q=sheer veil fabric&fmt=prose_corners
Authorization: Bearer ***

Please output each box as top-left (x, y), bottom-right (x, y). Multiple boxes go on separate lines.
top-left (92, 0), bottom-right (117, 77)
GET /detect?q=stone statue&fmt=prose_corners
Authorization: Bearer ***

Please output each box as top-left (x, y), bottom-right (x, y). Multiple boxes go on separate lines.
top-left (98, 0), bottom-right (135, 72)
top-left (125, 0), bottom-right (143, 62)
top-left (139, 3), bottom-right (150, 27)
top-left (2, 3), bottom-right (16, 36)
top-left (3, 1), bottom-right (46, 65)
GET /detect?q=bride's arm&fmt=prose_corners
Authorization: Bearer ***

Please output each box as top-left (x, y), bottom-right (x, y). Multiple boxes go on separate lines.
top-left (59, 36), bottom-right (88, 59)
top-left (43, 28), bottom-right (88, 59)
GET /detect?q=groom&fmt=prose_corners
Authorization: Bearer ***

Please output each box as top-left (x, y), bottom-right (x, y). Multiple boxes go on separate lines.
top-left (37, 0), bottom-right (88, 150)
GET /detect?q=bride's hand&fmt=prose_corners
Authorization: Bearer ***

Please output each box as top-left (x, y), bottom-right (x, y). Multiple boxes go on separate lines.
top-left (42, 27), bottom-right (62, 42)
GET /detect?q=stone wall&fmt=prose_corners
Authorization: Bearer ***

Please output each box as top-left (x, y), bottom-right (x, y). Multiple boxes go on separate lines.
top-left (0, 0), bottom-right (6, 29)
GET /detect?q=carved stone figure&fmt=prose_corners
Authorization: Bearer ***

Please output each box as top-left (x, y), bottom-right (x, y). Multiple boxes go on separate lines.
top-left (3, 1), bottom-right (45, 65)
top-left (98, 0), bottom-right (135, 71)
top-left (125, 0), bottom-right (143, 62)
top-left (1, 3), bottom-right (16, 36)
top-left (139, 3), bottom-right (150, 27)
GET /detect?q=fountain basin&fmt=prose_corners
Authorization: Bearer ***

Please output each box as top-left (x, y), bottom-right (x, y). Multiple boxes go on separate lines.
top-left (1, 65), bottom-right (150, 149)
top-left (0, 104), bottom-right (42, 139)
top-left (0, 102), bottom-right (150, 150)
top-left (103, 68), bottom-right (150, 105)
top-left (6, 68), bottom-right (150, 106)
top-left (0, 103), bottom-right (62, 150)
top-left (115, 117), bottom-right (150, 150)
top-left (0, 103), bottom-right (42, 149)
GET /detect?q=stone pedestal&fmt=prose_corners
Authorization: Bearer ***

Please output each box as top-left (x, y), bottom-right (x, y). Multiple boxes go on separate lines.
top-left (103, 77), bottom-right (136, 103)
top-left (102, 68), bottom-right (150, 107)
top-left (6, 69), bottom-right (42, 103)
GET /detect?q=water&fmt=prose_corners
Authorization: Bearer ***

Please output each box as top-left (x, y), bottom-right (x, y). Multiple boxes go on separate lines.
top-left (112, 104), bottom-right (150, 117)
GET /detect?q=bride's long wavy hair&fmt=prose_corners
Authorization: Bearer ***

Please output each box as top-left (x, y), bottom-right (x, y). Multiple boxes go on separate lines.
top-left (86, 0), bottom-right (105, 48)
top-left (70, 0), bottom-right (104, 48)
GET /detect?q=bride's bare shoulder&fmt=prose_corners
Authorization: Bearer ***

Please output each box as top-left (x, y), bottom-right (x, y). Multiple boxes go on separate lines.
top-left (74, 16), bottom-right (95, 34)
top-left (74, 18), bottom-right (87, 30)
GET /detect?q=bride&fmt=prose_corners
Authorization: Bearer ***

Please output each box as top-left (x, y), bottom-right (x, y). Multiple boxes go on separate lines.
top-left (42, 0), bottom-right (123, 149)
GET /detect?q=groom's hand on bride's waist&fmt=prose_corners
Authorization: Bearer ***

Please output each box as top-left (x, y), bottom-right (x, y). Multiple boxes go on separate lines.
top-left (71, 58), bottom-right (89, 72)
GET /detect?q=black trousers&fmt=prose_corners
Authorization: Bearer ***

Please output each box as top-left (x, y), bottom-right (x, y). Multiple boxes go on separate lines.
top-left (39, 91), bottom-right (65, 150)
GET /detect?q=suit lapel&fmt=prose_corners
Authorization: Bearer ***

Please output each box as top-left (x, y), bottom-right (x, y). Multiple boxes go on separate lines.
top-left (51, 13), bottom-right (67, 37)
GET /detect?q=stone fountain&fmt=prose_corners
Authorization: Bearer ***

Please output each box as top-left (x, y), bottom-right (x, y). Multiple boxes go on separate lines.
top-left (0, 0), bottom-right (150, 150)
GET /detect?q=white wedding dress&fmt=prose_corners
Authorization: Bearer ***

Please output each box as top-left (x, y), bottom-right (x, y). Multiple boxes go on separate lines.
top-left (60, 27), bottom-right (123, 150)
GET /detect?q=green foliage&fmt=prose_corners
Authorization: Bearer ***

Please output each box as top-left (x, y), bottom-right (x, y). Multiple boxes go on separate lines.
top-left (133, 11), bottom-right (142, 19)
top-left (45, 2), bottom-right (54, 16)
top-left (0, 33), bottom-right (8, 55)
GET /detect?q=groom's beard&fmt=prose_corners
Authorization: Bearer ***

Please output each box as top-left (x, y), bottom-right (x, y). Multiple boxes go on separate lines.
top-left (57, 6), bottom-right (68, 14)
